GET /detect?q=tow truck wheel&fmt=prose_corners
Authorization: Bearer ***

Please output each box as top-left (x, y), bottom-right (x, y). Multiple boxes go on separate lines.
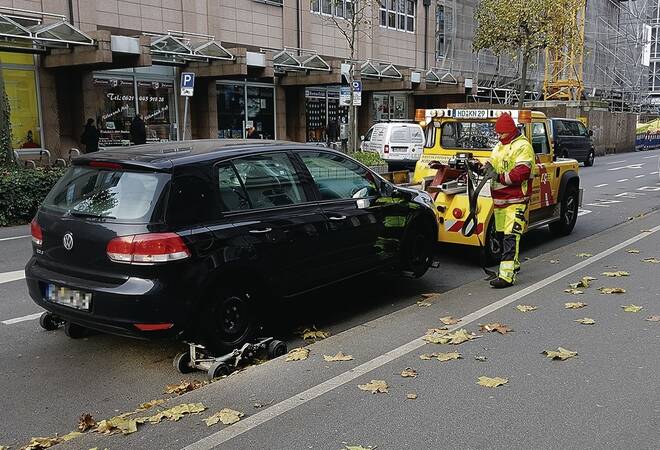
top-left (64, 322), bottom-right (88, 339)
top-left (401, 221), bottom-right (435, 278)
top-left (173, 351), bottom-right (194, 374)
top-left (39, 312), bottom-right (62, 331)
top-left (482, 220), bottom-right (502, 266)
top-left (208, 361), bottom-right (230, 380)
top-left (549, 185), bottom-right (579, 236)
top-left (267, 340), bottom-right (287, 359)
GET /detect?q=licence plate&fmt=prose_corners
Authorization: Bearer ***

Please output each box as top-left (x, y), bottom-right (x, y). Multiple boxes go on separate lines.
top-left (392, 146), bottom-right (408, 153)
top-left (454, 109), bottom-right (488, 119)
top-left (46, 284), bottom-right (92, 311)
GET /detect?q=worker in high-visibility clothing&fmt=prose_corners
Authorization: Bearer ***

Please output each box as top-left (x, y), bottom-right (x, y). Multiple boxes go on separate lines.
top-left (482, 113), bottom-right (536, 288)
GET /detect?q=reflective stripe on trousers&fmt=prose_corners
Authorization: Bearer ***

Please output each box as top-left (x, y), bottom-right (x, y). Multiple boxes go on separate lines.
top-left (493, 203), bottom-right (528, 283)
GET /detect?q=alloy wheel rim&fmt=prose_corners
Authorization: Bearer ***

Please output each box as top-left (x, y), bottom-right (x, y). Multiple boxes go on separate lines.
top-left (220, 295), bottom-right (248, 338)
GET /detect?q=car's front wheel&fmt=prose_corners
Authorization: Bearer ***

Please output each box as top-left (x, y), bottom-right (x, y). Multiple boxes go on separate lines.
top-left (199, 285), bottom-right (259, 355)
top-left (400, 220), bottom-right (435, 277)
top-left (584, 150), bottom-right (595, 167)
top-left (549, 184), bottom-right (579, 236)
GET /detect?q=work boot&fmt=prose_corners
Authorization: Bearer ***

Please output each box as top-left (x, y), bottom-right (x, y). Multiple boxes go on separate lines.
top-left (490, 277), bottom-right (514, 289)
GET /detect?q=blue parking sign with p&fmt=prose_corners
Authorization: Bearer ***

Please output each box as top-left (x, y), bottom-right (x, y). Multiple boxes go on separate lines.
top-left (181, 72), bottom-right (195, 96)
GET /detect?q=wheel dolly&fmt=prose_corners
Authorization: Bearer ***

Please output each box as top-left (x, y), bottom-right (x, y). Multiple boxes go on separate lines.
top-left (173, 337), bottom-right (287, 380)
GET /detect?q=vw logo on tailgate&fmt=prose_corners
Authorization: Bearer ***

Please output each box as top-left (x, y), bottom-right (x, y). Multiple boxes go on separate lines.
top-left (63, 232), bottom-right (74, 251)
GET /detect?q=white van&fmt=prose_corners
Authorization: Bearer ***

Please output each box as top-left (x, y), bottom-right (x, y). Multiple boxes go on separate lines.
top-left (360, 122), bottom-right (425, 169)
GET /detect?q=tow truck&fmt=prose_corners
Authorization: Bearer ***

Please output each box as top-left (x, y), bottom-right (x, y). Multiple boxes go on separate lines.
top-left (410, 108), bottom-right (582, 264)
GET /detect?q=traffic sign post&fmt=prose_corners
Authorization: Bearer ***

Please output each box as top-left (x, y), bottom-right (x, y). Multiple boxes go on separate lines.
top-left (180, 72), bottom-right (195, 141)
top-left (351, 80), bottom-right (362, 106)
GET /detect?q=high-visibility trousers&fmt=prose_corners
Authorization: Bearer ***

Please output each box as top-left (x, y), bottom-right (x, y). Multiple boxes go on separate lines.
top-left (493, 203), bottom-right (528, 283)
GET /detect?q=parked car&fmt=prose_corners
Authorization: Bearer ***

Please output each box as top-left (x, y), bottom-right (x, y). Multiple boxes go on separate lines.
top-left (549, 118), bottom-right (595, 166)
top-left (360, 122), bottom-right (425, 170)
top-left (26, 140), bottom-right (438, 353)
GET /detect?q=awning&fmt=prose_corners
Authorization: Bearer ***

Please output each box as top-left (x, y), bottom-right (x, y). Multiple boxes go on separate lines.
top-left (360, 60), bottom-right (402, 79)
top-left (148, 31), bottom-right (234, 65)
top-left (272, 48), bottom-right (331, 72)
top-left (426, 68), bottom-right (457, 85)
top-left (0, 8), bottom-right (94, 52)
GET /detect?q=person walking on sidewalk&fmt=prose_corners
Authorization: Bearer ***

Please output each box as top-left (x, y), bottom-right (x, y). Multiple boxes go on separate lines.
top-left (482, 112), bottom-right (536, 288)
top-left (80, 118), bottom-right (100, 153)
top-left (130, 114), bottom-right (147, 145)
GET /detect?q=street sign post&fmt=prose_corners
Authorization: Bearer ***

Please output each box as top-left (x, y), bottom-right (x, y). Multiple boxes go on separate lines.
top-left (180, 72), bottom-right (195, 140)
top-left (339, 86), bottom-right (351, 106)
top-left (351, 80), bottom-right (362, 106)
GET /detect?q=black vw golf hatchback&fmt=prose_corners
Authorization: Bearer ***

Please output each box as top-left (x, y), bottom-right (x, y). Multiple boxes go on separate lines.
top-left (26, 140), bottom-right (437, 352)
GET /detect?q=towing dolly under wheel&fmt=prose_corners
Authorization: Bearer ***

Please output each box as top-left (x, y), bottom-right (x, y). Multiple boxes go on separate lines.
top-left (39, 312), bottom-right (64, 331)
top-left (173, 337), bottom-right (287, 380)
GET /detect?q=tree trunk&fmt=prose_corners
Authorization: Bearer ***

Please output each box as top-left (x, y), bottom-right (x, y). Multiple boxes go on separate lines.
top-left (518, 50), bottom-right (529, 110)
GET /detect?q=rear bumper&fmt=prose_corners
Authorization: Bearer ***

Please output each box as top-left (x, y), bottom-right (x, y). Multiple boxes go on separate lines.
top-left (25, 257), bottom-right (191, 340)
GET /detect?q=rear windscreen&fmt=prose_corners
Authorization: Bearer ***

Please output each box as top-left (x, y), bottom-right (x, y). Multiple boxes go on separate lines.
top-left (43, 166), bottom-right (169, 222)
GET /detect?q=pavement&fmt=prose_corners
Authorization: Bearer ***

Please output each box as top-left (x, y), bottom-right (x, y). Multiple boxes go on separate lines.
top-left (0, 149), bottom-right (659, 449)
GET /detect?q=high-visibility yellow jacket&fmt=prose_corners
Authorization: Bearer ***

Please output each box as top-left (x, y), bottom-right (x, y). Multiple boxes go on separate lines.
top-left (490, 134), bottom-right (536, 207)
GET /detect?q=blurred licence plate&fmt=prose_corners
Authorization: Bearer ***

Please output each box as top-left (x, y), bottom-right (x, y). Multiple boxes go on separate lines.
top-left (46, 284), bottom-right (91, 311)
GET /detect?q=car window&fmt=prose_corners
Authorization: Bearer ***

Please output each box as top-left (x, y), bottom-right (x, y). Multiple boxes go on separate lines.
top-left (390, 127), bottom-right (411, 144)
top-left (577, 122), bottom-right (589, 137)
top-left (554, 120), bottom-right (568, 136)
top-left (363, 127), bottom-right (374, 142)
top-left (564, 121), bottom-right (580, 136)
top-left (168, 173), bottom-right (217, 226)
top-left (410, 127), bottom-right (424, 143)
top-left (299, 152), bottom-right (378, 201)
top-left (232, 153), bottom-right (307, 209)
top-left (531, 122), bottom-right (550, 154)
top-left (216, 163), bottom-right (251, 212)
top-left (441, 121), bottom-right (498, 150)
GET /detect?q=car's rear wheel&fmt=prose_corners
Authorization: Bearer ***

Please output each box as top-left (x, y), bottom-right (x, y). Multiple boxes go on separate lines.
top-left (199, 285), bottom-right (259, 355)
top-left (64, 322), bottom-right (88, 339)
top-left (482, 219), bottom-right (502, 267)
top-left (549, 184), bottom-right (579, 236)
top-left (584, 150), bottom-right (595, 167)
top-left (401, 221), bottom-right (435, 278)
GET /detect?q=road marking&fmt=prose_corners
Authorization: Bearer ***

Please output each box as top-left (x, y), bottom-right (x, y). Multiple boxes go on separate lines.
top-left (616, 179), bottom-right (628, 183)
top-left (651, 171), bottom-right (659, 175)
top-left (0, 270), bottom-right (25, 285)
top-left (606, 160), bottom-right (627, 165)
top-left (1, 312), bottom-right (42, 325)
top-left (608, 163), bottom-right (644, 171)
top-left (593, 183), bottom-right (608, 188)
top-left (635, 175), bottom-right (645, 178)
top-left (642, 155), bottom-right (658, 159)
top-left (638, 186), bottom-right (660, 192)
top-left (184, 223), bottom-right (660, 450)
top-left (577, 209), bottom-right (592, 217)
top-left (0, 235), bottom-right (29, 242)
top-left (615, 192), bottom-right (645, 199)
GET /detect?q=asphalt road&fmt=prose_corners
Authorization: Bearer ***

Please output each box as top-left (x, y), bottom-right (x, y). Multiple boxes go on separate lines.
top-left (0, 149), bottom-right (659, 449)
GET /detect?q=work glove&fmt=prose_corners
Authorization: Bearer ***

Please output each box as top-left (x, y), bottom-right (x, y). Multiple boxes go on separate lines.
top-left (482, 162), bottom-right (498, 180)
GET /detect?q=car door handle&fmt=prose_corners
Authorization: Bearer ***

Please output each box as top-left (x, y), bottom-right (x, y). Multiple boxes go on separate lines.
top-left (329, 215), bottom-right (347, 221)
top-left (249, 228), bottom-right (272, 234)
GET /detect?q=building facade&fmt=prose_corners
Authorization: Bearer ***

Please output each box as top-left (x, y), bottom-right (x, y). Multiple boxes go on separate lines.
top-left (0, 0), bottom-right (648, 158)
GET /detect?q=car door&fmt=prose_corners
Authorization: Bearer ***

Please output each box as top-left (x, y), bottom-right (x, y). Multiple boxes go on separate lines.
top-left (209, 153), bottom-right (328, 296)
top-left (575, 121), bottom-right (591, 162)
top-left (295, 150), bottom-right (405, 280)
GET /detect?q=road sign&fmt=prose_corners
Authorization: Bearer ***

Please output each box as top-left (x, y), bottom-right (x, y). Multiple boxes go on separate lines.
top-left (180, 72), bottom-right (195, 97)
top-left (352, 80), bottom-right (362, 106)
top-left (339, 86), bottom-right (351, 106)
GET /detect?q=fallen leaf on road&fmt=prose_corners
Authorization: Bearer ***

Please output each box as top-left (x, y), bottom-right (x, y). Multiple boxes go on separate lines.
top-left (515, 304), bottom-right (537, 312)
top-left (576, 253), bottom-right (592, 258)
top-left (285, 347), bottom-right (309, 362)
top-left (422, 329), bottom-right (450, 344)
top-left (602, 271), bottom-right (629, 277)
top-left (627, 249), bottom-right (640, 253)
top-left (543, 347), bottom-right (578, 360)
top-left (142, 403), bottom-right (206, 424)
top-left (437, 351), bottom-right (462, 361)
top-left (358, 380), bottom-right (388, 394)
top-left (565, 302), bottom-right (587, 309)
top-left (641, 229), bottom-right (652, 232)
top-left (621, 304), bottom-right (643, 313)
top-left (204, 408), bottom-right (244, 426)
top-left (138, 399), bottom-right (166, 411)
top-left (645, 315), bottom-right (660, 322)
top-left (96, 416), bottom-right (138, 435)
top-left (569, 276), bottom-right (595, 289)
top-left (575, 318), bottom-right (596, 325)
top-left (421, 292), bottom-right (441, 299)
top-left (477, 376), bottom-right (508, 388)
top-left (439, 316), bottom-right (460, 325)
top-left (564, 288), bottom-right (584, 295)
top-left (642, 257), bottom-right (660, 264)
top-left (78, 413), bottom-right (97, 432)
top-left (479, 322), bottom-right (513, 334)
top-left (599, 287), bottom-right (626, 294)
top-left (406, 393), bottom-right (418, 400)
top-left (416, 300), bottom-right (432, 307)
top-left (323, 352), bottom-right (353, 362)
top-left (400, 368), bottom-right (418, 378)
top-left (343, 445), bottom-right (374, 450)
top-left (446, 329), bottom-right (478, 345)
top-left (474, 355), bottom-right (488, 362)
top-left (21, 432), bottom-right (83, 450)
top-left (164, 380), bottom-right (206, 395)
top-left (301, 327), bottom-right (329, 341)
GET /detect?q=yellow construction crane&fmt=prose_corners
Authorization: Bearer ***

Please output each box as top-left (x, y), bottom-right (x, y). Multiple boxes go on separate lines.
top-left (543, 0), bottom-right (586, 101)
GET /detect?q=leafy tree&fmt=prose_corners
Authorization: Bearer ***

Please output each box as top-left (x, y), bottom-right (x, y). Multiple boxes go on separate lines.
top-left (473, 0), bottom-right (581, 108)
top-left (0, 64), bottom-right (13, 166)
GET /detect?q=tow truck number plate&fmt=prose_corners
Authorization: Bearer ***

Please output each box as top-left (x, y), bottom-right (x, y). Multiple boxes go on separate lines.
top-left (454, 110), bottom-right (488, 119)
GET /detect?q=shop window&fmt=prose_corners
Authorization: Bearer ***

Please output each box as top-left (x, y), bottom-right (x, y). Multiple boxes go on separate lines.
top-left (94, 78), bottom-right (136, 146)
top-left (372, 93), bottom-right (408, 122)
top-left (247, 86), bottom-right (275, 140)
top-left (2, 67), bottom-right (41, 149)
top-left (380, 0), bottom-right (415, 32)
top-left (217, 83), bottom-right (275, 140)
top-left (218, 83), bottom-right (246, 139)
top-left (137, 81), bottom-right (176, 143)
top-left (305, 87), bottom-right (348, 143)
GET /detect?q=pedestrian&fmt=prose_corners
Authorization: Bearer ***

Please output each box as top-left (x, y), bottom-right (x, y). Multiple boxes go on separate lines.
top-left (246, 126), bottom-right (259, 139)
top-left (481, 113), bottom-right (535, 288)
top-left (80, 118), bottom-right (100, 153)
top-left (130, 114), bottom-right (147, 145)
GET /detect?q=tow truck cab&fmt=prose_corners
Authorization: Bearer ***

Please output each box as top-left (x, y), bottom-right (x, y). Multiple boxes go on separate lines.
top-left (411, 108), bottom-right (582, 263)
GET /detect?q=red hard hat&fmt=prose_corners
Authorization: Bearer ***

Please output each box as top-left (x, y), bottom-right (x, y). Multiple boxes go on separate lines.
top-left (495, 113), bottom-right (517, 134)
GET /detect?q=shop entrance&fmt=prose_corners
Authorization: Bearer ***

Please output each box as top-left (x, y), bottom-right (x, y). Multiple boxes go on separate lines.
top-left (217, 81), bottom-right (275, 139)
top-left (305, 87), bottom-right (348, 144)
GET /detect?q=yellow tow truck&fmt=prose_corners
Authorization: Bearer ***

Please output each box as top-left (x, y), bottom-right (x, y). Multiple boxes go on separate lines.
top-left (411, 108), bottom-right (582, 264)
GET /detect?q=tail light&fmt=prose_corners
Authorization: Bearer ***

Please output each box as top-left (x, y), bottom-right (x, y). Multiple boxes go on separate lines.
top-left (31, 219), bottom-right (43, 246)
top-left (452, 208), bottom-right (464, 219)
top-left (384, 144), bottom-right (390, 154)
top-left (107, 232), bottom-right (190, 264)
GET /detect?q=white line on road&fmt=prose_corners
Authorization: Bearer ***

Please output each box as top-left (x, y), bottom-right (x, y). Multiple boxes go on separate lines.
top-left (593, 183), bottom-right (608, 188)
top-left (606, 160), bottom-right (627, 165)
top-left (616, 179), bottom-right (628, 182)
top-left (1, 312), bottom-right (42, 325)
top-left (184, 223), bottom-right (660, 450)
top-left (577, 209), bottom-right (592, 217)
top-left (651, 171), bottom-right (659, 175)
top-left (0, 235), bottom-right (29, 243)
top-left (635, 175), bottom-right (645, 178)
top-left (0, 270), bottom-right (25, 285)
top-left (642, 155), bottom-right (658, 159)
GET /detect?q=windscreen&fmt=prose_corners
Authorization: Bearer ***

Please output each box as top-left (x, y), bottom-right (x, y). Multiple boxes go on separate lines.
top-left (440, 121), bottom-right (499, 150)
top-left (43, 166), bottom-right (169, 222)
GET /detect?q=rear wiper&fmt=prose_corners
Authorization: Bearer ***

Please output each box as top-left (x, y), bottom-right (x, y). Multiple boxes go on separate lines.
top-left (67, 210), bottom-right (116, 219)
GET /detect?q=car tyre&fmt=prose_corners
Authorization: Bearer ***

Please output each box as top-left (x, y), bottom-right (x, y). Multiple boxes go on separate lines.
top-left (549, 184), bottom-right (579, 236)
top-left (267, 340), bottom-right (287, 359)
top-left (401, 221), bottom-right (435, 278)
top-left (207, 361), bottom-right (231, 380)
top-left (199, 285), bottom-right (259, 355)
top-left (482, 219), bottom-right (502, 267)
top-left (64, 322), bottom-right (88, 339)
top-left (173, 351), bottom-right (195, 374)
top-left (584, 150), bottom-right (595, 167)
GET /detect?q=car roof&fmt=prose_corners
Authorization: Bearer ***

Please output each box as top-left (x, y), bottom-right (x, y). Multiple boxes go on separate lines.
top-left (74, 140), bottom-right (337, 171)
